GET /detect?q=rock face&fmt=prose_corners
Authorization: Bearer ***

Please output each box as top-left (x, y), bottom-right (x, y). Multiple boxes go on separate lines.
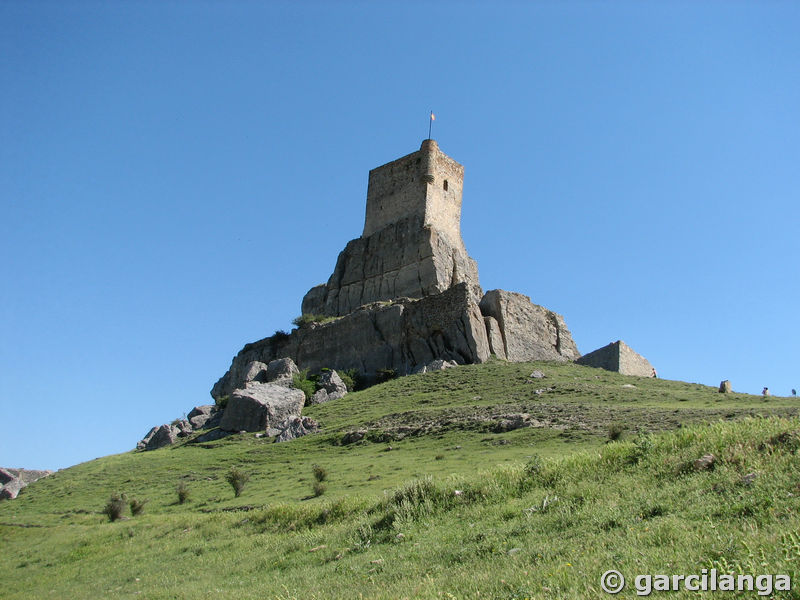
top-left (479, 290), bottom-right (580, 362)
top-left (302, 215), bottom-right (482, 318)
top-left (576, 340), bottom-right (655, 377)
top-left (212, 282), bottom-right (491, 397)
top-left (219, 382), bottom-right (305, 433)
top-left (719, 380), bottom-right (732, 394)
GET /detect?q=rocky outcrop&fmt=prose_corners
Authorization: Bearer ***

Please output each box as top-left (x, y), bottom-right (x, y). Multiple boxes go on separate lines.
top-left (576, 340), bottom-right (655, 377)
top-left (302, 215), bottom-right (482, 318)
top-left (212, 282), bottom-right (490, 398)
top-left (187, 405), bottom-right (219, 429)
top-left (272, 416), bottom-right (320, 442)
top-left (479, 290), bottom-right (580, 362)
top-left (411, 359), bottom-right (458, 375)
top-left (0, 468), bottom-right (53, 500)
top-left (212, 356), bottom-right (300, 403)
top-left (309, 370), bottom-right (348, 404)
top-left (719, 380), bottom-right (732, 393)
top-left (219, 382), bottom-right (305, 433)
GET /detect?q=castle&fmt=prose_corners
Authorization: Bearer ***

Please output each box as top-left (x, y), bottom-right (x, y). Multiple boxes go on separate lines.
top-left (212, 140), bottom-right (581, 399)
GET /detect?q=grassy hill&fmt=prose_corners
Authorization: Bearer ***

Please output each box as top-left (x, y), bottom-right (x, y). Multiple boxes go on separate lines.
top-left (2, 361), bottom-right (799, 599)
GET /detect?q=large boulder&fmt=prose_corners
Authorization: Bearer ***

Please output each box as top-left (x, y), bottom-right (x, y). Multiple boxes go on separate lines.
top-left (576, 340), bottom-right (655, 377)
top-left (141, 424), bottom-right (179, 450)
top-left (265, 358), bottom-right (299, 387)
top-left (212, 356), bottom-right (300, 400)
top-left (308, 371), bottom-right (348, 404)
top-left (219, 382), bottom-right (305, 433)
top-left (187, 405), bottom-right (218, 429)
top-left (479, 290), bottom-right (580, 362)
top-left (0, 468), bottom-right (15, 485)
top-left (412, 359), bottom-right (458, 374)
top-left (0, 478), bottom-right (25, 500)
top-left (273, 416), bottom-right (320, 442)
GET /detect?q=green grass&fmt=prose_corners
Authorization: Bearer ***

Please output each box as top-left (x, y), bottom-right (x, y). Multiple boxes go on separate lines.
top-left (1, 361), bottom-right (799, 598)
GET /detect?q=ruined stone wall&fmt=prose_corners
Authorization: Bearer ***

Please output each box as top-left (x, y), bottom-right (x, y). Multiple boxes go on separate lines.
top-left (576, 340), bottom-right (654, 377)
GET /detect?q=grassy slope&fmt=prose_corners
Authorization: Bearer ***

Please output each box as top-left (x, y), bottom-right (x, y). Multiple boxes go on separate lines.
top-left (1, 361), bottom-right (799, 599)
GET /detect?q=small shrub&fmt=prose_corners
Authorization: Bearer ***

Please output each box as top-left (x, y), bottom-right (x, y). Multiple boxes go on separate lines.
top-left (608, 422), bottom-right (627, 442)
top-left (338, 371), bottom-right (355, 392)
top-left (129, 498), bottom-right (148, 516)
top-left (226, 467), bottom-right (250, 498)
top-left (312, 481), bottom-right (326, 497)
top-left (342, 368), bottom-right (365, 391)
top-left (176, 481), bottom-right (190, 504)
top-left (524, 455), bottom-right (544, 478)
top-left (376, 368), bottom-right (398, 383)
top-left (311, 464), bottom-right (327, 482)
top-left (293, 371), bottom-right (317, 402)
top-left (271, 329), bottom-right (290, 343)
top-left (103, 493), bottom-right (127, 522)
top-left (215, 395), bottom-right (229, 410)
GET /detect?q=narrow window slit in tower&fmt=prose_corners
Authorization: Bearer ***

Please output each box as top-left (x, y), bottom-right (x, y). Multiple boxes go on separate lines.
top-left (443, 180), bottom-right (449, 191)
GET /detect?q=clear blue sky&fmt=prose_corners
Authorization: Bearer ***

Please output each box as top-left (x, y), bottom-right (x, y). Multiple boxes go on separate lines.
top-left (2, 2), bottom-right (798, 470)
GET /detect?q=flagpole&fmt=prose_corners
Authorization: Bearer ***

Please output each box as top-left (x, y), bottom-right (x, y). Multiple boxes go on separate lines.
top-left (428, 110), bottom-right (433, 140)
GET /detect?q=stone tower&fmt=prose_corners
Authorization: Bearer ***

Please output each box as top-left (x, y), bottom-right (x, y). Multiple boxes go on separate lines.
top-left (211, 139), bottom-right (581, 398)
top-left (302, 140), bottom-right (482, 317)
top-left (363, 139), bottom-right (464, 245)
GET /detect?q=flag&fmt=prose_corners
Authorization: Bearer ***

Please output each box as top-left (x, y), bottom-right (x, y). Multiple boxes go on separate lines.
top-left (430, 112), bottom-right (435, 121)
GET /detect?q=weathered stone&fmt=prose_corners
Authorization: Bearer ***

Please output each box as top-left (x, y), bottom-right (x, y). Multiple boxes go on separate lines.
top-left (719, 380), bottom-right (732, 394)
top-left (219, 382), bottom-right (305, 433)
top-left (265, 358), bottom-right (299, 387)
top-left (0, 478), bottom-right (25, 500)
top-left (244, 361), bottom-right (270, 383)
top-left (529, 370), bottom-right (546, 379)
top-left (479, 290), bottom-right (580, 362)
top-left (318, 370), bottom-right (347, 395)
top-left (187, 405), bottom-right (217, 429)
top-left (0, 468), bottom-right (15, 485)
top-left (136, 426), bottom-right (158, 450)
top-left (275, 416), bottom-right (320, 442)
top-left (144, 424), bottom-right (179, 450)
top-left (412, 359), bottom-right (458, 375)
top-left (212, 283), bottom-right (490, 396)
top-left (484, 316), bottom-right (506, 360)
top-left (694, 454), bottom-right (716, 471)
top-left (212, 356), bottom-right (299, 400)
top-left (341, 430), bottom-right (366, 445)
top-left (576, 340), bottom-right (655, 377)
top-left (174, 419), bottom-right (193, 437)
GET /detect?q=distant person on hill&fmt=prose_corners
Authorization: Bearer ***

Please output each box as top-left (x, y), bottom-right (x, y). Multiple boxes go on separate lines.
top-left (762, 387), bottom-right (770, 396)
top-left (792, 389), bottom-right (797, 397)
top-left (651, 367), bottom-right (657, 378)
